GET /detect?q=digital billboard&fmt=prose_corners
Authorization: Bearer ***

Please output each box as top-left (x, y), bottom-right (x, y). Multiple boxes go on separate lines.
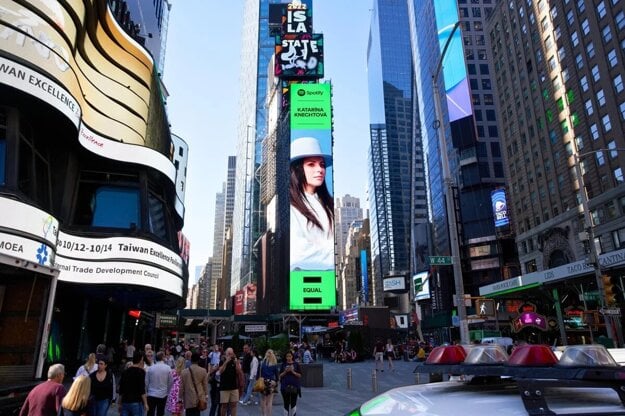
top-left (275, 33), bottom-right (324, 79)
top-left (289, 83), bottom-right (335, 310)
top-left (491, 188), bottom-right (510, 227)
top-left (434, 0), bottom-right (472, 122)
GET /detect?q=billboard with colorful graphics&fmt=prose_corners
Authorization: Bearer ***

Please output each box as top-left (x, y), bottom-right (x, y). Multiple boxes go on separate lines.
top-left (289, 83), bottom-right (335, 310)
top-left (275, 33), bottom-right (324, 79)
top-left (434, 0), bottom-right (471, 122)
top-left (491, 188), bottom-right (510, 228)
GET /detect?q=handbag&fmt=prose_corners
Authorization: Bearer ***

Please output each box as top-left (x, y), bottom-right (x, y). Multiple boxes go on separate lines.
top-left (188, 366), bottom-right (208, 411)
top-left (253, 377), bottom-right (265, 392)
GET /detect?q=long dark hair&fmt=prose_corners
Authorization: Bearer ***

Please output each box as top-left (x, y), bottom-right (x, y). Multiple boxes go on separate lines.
top-left (289, 158), bottom-right (334, 232)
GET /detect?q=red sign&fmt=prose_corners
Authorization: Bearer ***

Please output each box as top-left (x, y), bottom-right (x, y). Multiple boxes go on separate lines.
top-left (128, 310), bottom-right (141, 319)
top-left (233, 290), bottom-right (244, 315)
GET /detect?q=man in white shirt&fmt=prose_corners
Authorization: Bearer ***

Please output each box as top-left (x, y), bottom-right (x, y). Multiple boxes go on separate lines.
top-left (208, 344), bottom-right (221, 368)
top-left (146, 351), bottom-right (173, 416)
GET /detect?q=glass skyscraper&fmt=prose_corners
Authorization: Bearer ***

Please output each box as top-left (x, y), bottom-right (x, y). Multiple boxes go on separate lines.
top-left (231, 0), bottom-right (277, 295)
top-left (367, 0), bottom-right (426, 298)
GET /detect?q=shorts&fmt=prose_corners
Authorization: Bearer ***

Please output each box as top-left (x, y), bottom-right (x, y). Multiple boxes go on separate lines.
top-left (220, 389), bottom-right (239, 404)
top-left (375, 352), bottom-right (384, 361)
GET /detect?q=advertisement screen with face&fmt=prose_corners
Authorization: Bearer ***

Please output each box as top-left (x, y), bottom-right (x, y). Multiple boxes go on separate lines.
top-left (289, 83), bottom-right (336, 310)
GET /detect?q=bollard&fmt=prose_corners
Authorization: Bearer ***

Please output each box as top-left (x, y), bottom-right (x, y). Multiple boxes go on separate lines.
top-left (371, 369), bottom-right (378, 392)
top-left (347, 368), bottom-right (352, 389)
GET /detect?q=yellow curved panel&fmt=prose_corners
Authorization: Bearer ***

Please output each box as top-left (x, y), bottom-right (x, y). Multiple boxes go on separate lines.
top-left (81, 32), bottom-right (150, 110)
top-left (103, 7), bottom-right (153, 70)
top-left (93, 21), bottom-right (152, 85)
top-left (75, 52), bottom-right (148, 122)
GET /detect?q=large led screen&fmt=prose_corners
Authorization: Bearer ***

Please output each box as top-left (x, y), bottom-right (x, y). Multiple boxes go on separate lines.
top-left (289, 83), bottom-right (335, 310)
top-left (434, 0), bottom-right (471, 121)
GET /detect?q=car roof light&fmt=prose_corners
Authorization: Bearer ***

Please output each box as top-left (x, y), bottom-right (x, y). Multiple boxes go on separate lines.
top-left (425, 345), bottom-right (467, 364)
top-left (557, 344), bottom-right (619, 367)
top-left (507, 344), bottom-right (558, 366)
top-left (463, 344), bottom-right (509, 365)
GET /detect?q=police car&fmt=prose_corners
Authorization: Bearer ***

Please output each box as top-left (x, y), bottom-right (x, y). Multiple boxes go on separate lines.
top-left (345, 344), bottom-right (625, 415)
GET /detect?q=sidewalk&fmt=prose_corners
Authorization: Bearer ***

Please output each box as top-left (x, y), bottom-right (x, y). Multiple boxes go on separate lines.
top-left (234, 358), bottom-right (427, 416)
top-left (108, 359), bottom-right (428, 416)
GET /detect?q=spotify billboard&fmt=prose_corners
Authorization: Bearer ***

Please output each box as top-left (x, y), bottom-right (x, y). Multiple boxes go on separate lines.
top-left (289, 83), bottom-right (336, 310)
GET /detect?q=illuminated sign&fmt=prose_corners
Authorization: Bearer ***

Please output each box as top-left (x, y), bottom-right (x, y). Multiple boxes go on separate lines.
top-left (433, 0), bottom-right (471, 121)
top-left (413, 271), bottom-right (430, 301)
top-left (360, 250), bottom-right (368, 303)
top-left (289, 84), bottom-right (335, 310)
top-left (383, 276), bottom-right (406, 292)
top-left (491, 188), bottom-right (509, 227)
top-left (275, 33), bottom-right (324, 79)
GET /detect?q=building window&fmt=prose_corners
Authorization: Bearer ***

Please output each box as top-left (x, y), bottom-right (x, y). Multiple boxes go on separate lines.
top-left (575, 135), bottom-right (584, 150)
top-left (576, 53), bottom-right (584, 68)
top-left (616, 11), bottom-right (625, 30)
top-left (608, 141), bottom-right (619, 158)
top-left (585, 99), bottom-right (594, 115)
top-left (602, 25), bottom-right (613, 43)
top-left (577, 0), bottom-right (586, 13)
top-left (525, 259), bottom-right (537, 273)
top-left (612, 228), bottom-right (625, 249)
top-left (591, 65), bottom-right (600, 82)
top-left (615, 167), bottom-right (625, 183)
top-left (586, 42), bottom-right (595, 59)
top-left (580, 75), bottom-right (589, 91)
top-left (571, 31), bottom-right (579, 47)
top-left (602, 114), bottom-right (612, 132)
top-left (596, 151), bottom-right (606, 166)
top-left (614, 75), bottom-right (624, 93)
top-left (620, 101), bottom-right (625, 120)
top-left (567, 10), bottom-right (574, 25)
top-left (608, 49), bottom-right (618, 67)
top-left (597, 89), bottom-right (606, 107)
top-left (88, 186), bottom-right (140, 228)
top-left (0, 109), bottom-right (5, 186)
top-left (581, 18), bottom-right (590, 35)
top-left (597, 1), bottom-right (607, 18)
top-left (591, 123), bottom-right (599, 140)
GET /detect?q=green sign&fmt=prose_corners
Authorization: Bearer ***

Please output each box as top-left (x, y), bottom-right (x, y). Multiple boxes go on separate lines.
top-left (290, 84), bottom-right (332, 130)
top-left (290, 270), bottom-right (336, 310)
top-left (429, 256), bottom-right (452, 265)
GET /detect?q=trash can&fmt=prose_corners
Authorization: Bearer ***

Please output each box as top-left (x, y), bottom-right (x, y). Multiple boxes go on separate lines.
top-left (300, 363), bottom-right (323, 387)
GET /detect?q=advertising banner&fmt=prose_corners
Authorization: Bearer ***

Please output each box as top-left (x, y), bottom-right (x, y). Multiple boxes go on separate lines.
top-left (360, 249), bottom-right (368, 303)
top-left (491, 188), bottom-right (510, 228)
top-left (289, 83), bottom-right (335, 310)
top-left (275, 33), bottom-right (323, 79)
top-left (434, 0), bottom-right (471, 121)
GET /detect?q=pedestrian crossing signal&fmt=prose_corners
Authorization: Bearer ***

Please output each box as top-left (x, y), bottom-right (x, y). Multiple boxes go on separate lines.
top-left (602, 275), bottom-right (617, 305)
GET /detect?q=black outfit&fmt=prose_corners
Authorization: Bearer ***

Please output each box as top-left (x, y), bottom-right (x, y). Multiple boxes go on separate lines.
top-left (119, 366), bottom-right (146, 404)
top-left (90, 370), bottom-right (115, 401)
top-left (220, 360), bottom-right (237, 391)
top-left (208, 371), bottom-right (220, 416)
top-left (280, 362), bottom-right (301, 415)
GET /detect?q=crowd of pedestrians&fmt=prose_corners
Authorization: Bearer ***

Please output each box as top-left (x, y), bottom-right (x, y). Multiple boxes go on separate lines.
top-left (19, 338), bottom-right (311, 416)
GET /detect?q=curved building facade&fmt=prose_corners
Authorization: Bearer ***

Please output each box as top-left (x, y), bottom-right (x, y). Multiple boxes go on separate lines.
top-left (0, 0), bottom-right (187, 380)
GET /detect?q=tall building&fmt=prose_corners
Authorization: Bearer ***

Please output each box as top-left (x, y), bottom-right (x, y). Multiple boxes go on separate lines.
top-left (481, 0), bottom-right (625, 335)
top-left (335, 195), bottom-right (364, 268)
top-left (218, 156), bottom-right (237, 309)
top-left (231, 0), bottom-right (280, 296)
top-left (367, 0), bottom-right (426, 301)
top-left (0, 0), bottom-right (187, 378)
top-left (339, 219), bottom-right (372, 310)
top-left (209, 188), bottom-right (226, 309)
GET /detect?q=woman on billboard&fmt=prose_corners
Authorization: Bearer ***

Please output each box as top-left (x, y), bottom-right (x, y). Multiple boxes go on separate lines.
top-left (289, 136), bottom-right (334, 271)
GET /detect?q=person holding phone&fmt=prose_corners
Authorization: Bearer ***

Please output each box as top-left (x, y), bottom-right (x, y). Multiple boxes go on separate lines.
top-left (218, 348), bottom-right (241, 416)
top-left (279, 351), bottom-right (301, 416)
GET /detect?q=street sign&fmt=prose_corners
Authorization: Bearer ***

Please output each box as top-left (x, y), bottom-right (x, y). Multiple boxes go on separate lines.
top-left (429, 256), bottom-right (452, 265)
top-left (599, 307), bottom-right (621, 316)
top-left (245, 324), bottom-right (267, 332)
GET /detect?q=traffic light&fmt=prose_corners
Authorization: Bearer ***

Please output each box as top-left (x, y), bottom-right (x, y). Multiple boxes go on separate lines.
top-left (602, 275), bottom-right (617, 305)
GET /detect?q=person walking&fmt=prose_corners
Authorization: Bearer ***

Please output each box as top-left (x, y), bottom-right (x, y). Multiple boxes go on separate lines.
top-left (218, 347), bottom-right (242, 416)
top-left (374, 339), bottom-right (385, 372)
top-left (19, 363), bottom-right (66, 416)
top-left (239, 346), bottom-right (258, 406)
top-left (179, 352), bottom-right (209, 416)
top-left (89, 355), bottom-right (115, 416)
top-left (279, 351), bottom-right (301, 416)
top-left (385, 339), bottom-right (395, 372)
top-left (118, 351), bottom-right (148, 416)
top-left (146, 351), bottom-right (173, 416)
top-left (74, 353), bottom-right (97, 379)
top-left (259, 349), bottom-right (280, 416)
top-left (207, 356), bottom-right (222, 416)
top-left (165, 357), bottom-right (185, 416)
top-left (59, 375), bottom-right (90, 416)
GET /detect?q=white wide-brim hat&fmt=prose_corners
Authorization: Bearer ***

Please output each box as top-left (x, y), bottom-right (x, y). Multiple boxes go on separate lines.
top-left (290, 136), bottom-right (332, 167)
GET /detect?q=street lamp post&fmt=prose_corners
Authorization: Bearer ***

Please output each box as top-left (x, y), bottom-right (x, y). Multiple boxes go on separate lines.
top-left (432, 21), bottom-right (469, 345)
top-left (573, 148), bottom-right (625, 346)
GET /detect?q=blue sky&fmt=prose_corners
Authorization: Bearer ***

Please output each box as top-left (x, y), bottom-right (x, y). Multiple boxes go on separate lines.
top-left (164, 1), bottom-right (373, 276)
